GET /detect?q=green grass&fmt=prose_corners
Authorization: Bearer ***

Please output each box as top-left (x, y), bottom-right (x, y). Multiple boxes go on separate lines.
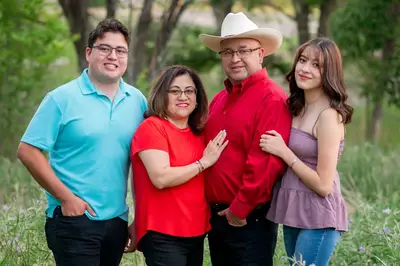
top-left (1, 142), bottom-right (400, 265)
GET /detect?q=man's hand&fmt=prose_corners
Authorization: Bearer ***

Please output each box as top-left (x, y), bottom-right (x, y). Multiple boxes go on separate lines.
top-left (218, 208), bottom-right (247, 227)
top-left (61, 195), bottom-right (96, 216)
top-left (124, 222), bottom-right (137, 253)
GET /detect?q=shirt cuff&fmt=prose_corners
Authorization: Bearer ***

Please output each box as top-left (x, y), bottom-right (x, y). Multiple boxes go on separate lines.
top-left (229, 199), bottom-right (254, 220)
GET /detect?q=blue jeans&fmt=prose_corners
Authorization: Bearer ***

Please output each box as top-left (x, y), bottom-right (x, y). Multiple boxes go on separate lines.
top-left (283, 225), bottom-right (341, 266)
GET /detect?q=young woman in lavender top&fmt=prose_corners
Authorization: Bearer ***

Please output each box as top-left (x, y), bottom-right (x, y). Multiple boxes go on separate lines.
top-left (259, 37), bottom-right (353, 266)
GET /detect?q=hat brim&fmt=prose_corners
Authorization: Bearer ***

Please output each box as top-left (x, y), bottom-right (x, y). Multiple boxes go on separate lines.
top-left (199, 28), bottom-right (282, 56)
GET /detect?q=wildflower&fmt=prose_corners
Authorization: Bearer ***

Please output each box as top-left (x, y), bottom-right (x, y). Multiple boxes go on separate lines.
top-left (359, 246), bottom-right (366, 253)
top-left (2, 204), bottom-right (9, 212)
top-left (16, 245), bottom-right (23, 253)
top-left (383, 227), bottom-right (391, 233)
top-left (14, 234), bottom-right (20, 241)
top-left (382, 208), bottom-right (391, 214)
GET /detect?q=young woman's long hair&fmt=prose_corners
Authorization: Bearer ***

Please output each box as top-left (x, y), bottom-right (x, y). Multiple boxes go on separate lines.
top-left (286, 37), bottom-right (353, 124)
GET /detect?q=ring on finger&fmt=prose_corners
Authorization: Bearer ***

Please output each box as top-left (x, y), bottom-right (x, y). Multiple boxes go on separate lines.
top-left (216, 142), bottom-right (220, 146)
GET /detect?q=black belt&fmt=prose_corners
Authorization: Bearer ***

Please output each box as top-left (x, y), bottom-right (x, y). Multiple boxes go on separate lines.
top-left (209, 203), bottom-right (265, 212)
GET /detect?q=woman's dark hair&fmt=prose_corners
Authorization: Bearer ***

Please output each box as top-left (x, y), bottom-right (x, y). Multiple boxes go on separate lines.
top-left (88, 18), bottom-right (130, 47)
top-left (286, 37), bottom-right (353, 124)
top-left (145, 65), bottom-right (209, 135)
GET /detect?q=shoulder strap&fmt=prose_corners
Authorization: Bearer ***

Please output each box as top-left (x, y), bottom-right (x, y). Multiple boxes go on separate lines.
top-left (311, 108), bottom-right (330, 138)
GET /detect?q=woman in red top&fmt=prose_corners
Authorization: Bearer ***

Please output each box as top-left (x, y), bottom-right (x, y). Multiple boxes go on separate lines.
top-left (128, 65), bottom-right (228, 266)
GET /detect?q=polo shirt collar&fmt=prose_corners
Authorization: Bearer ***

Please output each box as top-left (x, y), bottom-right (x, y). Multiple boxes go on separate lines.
top-left (78, 68), bottom-right (131, 96)
top-left (224, 68), bottom-right (269, 93)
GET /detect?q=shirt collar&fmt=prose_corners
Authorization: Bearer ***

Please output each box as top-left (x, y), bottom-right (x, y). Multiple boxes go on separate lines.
top-left (78, 68), bottom-right (131, 96)
top-left (224, 68), bottom-right (269, 93)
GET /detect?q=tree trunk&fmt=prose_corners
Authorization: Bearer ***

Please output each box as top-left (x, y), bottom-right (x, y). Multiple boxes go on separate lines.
top-left (128, 0), bottom-right (155, 85)
top-left (106, 0), bottom-right (117, 18)
top-left (365, 1), bottom-right (399, 142)
top-left (292, 0), bottom-right (310, 45)
top-left (148, 0), bottom-right (193, 82)
top-left (210, 0), bottom-right (234, 34)
top-left (366, 101), bottom-right (383, 142)
top-left (58, 0), bottom-right (90, 72)
top-left (317, 0), bottom-right (337, 37)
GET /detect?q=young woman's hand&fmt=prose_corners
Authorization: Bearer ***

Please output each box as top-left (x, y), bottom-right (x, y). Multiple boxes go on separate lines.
top-left (259, 130), bottom-right (288, 158)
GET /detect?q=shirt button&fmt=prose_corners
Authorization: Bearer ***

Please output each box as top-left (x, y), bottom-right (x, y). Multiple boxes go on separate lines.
top-left (223, 111), bottom-right (226, 115)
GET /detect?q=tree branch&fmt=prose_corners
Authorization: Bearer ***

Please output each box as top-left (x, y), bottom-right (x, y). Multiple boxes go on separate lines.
top-left (264, 2), bottom-right (295, 20)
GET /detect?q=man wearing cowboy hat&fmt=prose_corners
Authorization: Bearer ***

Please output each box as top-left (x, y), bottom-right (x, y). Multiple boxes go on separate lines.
top-left (199, 12), bottom-right (292, 265)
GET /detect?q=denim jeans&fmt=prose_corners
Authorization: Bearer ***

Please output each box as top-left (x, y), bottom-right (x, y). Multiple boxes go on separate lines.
top-left (208, 202), bottom-right (278, 266)
top-left (139, 230), bottom-right (206, 266)
top-left (45, 206), bottom-right (128, 266)
top-left (283, 225), bottom-right (341, 266)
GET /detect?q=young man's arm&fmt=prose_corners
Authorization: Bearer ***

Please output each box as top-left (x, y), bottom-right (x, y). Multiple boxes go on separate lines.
top-left (17, 94), bottom-right (95, 216)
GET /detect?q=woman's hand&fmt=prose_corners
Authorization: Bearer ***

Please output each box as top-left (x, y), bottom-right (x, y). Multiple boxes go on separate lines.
top-left (259, 130), bottom-right (288, 158)
top-left (200, 130), bottom-right (228, 168)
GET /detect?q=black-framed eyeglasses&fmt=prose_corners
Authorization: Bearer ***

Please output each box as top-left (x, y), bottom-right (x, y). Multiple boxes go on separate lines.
top-left (92, 44), bottom-right (129, 57)
top-left (167, 88), bottom-right (197, 97)
top-left (218, 47), bottom-right (261, 59)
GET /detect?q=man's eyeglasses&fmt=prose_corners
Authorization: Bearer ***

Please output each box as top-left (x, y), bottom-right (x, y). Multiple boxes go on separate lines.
top-left (92, 44), bottom-right (129, 57)
top-left (167, 88), bottom-right (197, 97)
top-left (218, 47), bottom-right (261, 59)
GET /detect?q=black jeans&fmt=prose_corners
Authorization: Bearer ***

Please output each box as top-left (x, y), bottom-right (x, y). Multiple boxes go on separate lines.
top-left (208, 202), bottom-right (278, 266)
top-left (139, 230), bottom-right (206, 266)
top-left (45, 206), bottom-right (128, 266)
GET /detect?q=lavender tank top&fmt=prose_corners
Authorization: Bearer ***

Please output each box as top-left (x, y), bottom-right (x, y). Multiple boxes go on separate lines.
top-left (266, 127), bottom-right (348, 231)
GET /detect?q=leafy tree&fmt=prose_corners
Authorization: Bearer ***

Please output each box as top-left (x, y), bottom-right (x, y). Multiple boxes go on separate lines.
top-left (331, 0), bottom-right (400, 141)
top-left (0, 0), bottom-right (69, 158)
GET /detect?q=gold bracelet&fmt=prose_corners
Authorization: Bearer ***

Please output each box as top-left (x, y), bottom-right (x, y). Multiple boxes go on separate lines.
top-left (289, 157), bottom-right (298, 168)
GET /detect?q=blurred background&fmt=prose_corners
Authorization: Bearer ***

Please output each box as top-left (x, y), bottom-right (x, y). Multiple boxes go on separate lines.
top-left (0, 0), bottom-right (399, 265)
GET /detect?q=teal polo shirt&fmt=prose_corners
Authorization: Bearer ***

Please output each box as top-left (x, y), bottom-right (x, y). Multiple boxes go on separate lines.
top-left (21, 69), bottom-right (147, 221)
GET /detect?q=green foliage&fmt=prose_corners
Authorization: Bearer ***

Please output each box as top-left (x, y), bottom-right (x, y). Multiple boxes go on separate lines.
top-left (89, 0), bottom-right (105, 8)
top-left (339, 144), bottom-right (400, 203)
top-left (331, 0), bottom-right (400, 106)
top-left (345, 104), bottom-right (400, 151)
top-left (332, 1), bottom-right (393, 58)
top-left (164, 25), bottom-right (220, 73)
top-left (1, 143), bottom-right (400, 265)
top-left (0, 0), bottom-right (70, 158)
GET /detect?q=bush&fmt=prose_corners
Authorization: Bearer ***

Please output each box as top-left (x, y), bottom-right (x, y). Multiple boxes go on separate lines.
top-left (0, 0), bottom-right (70, 159)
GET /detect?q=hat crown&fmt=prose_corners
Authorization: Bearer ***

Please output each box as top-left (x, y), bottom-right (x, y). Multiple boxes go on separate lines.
top-left (220, 12), bottom-right (259, 37)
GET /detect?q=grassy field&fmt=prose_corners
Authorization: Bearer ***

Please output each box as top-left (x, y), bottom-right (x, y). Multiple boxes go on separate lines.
top-left (1, 129), bottom-right (400, 265)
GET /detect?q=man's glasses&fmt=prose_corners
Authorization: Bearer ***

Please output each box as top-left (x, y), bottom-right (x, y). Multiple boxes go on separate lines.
top-left (92, 44), bottom-right (129, 58)
top-left (167, 88), bottom-right (197, 97)
top-left (218, 47), bottom-right (261, 59)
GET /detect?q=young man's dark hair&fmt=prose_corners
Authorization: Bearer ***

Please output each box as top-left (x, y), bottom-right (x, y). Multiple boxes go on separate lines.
top-left (87, 18), bottom-right (131, 48)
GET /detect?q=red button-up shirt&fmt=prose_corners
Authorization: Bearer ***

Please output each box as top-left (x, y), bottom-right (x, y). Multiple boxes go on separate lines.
top-left (204, 68), bottom-right (292, 219)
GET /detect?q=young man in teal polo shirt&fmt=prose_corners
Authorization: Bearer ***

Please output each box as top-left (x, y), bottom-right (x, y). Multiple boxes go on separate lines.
top-left (17, 18), bottom-right (146, 265)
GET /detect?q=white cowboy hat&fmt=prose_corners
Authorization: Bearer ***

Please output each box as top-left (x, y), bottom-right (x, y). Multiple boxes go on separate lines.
top-left (199, 12), bottom-right (283, 56)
